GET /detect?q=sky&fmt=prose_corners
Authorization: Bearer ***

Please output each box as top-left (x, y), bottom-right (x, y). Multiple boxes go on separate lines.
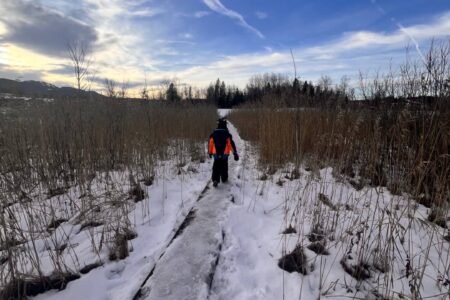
top-left (0, 0), bottom-right (449, 95)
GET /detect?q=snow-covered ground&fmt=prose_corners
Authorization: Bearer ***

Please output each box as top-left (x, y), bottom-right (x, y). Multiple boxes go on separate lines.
top-left (28, 163), bottom-right (211, 300)
top-left (210, 164), bottom-right (450, 299)
top-left (210, 112), bottom-right (450, 299)
top-left (4, 109), bottom-right (448, 299)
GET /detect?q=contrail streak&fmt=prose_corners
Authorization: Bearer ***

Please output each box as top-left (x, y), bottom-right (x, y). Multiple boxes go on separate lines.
top-left (369, 0), bottom-right (426, 63)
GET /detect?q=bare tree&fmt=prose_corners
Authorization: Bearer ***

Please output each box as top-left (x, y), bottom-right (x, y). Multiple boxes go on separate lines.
top-left (158, 79), bottom-right (171, 100)
top-left (140, 75), bottom-right (150, 100)
top-left (188, 86), bottom-right (193, 100)
top-left (318, 75), bottom-right (333, 92)
top-left (371, 69), bottom-right (385, 100)
top-left (338, 75), bottom-right (350, 95)
top-left (68, 41), bottom-right (91, 93)
top-left (384, 61), bottom-right (397, 98)
top-left (183, 85), bottom-right (189, 100)
top-left (104, 79), bottom-right (117, 98)
top-left (118, 80), bottom-right (129, 99)
top-left (194, 87), bottom-right (202, 99)
top-left (158, 78), bottom-right (179, 100)
top-left (358, 70), bottom-right (370, 100)
top-left (85, 67), bottom-right (98, 95)
top-left (423, 38), bottom-right (450, 98)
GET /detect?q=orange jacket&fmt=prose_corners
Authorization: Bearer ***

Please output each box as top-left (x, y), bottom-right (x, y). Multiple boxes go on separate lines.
top-left (208, 129), bottom-right (237, 157)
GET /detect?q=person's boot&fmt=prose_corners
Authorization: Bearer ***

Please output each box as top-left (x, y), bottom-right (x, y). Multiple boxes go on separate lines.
top-left (213, 180), bottom-right (219, 187)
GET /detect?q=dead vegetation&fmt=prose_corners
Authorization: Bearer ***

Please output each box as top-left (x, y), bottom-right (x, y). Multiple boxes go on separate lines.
top-left (230, 40), bottom-right (450, 208)
top-left (232, 40), bottom-right (450, 299)
top-left (278, 245), bottom-right (311, 275)
top-left (0, 99), bottom-right (216, 298)
top-left (230, 104), bottom-right (449, 208)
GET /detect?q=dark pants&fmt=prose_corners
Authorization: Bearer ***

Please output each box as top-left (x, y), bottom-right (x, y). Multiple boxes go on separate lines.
top-left (212, 159), bottom-right (228, 183)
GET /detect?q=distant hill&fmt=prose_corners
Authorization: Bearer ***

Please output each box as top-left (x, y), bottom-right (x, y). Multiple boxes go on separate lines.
top-left (0, 78), bottom-right (103, 99)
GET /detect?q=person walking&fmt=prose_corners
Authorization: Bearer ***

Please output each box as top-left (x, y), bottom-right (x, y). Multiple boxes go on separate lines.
top-left (208, 118), bottom-right (239, 187)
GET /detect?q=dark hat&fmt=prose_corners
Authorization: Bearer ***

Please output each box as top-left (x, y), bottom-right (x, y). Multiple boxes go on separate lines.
top-left (217, 117), bottom-right (227, 129)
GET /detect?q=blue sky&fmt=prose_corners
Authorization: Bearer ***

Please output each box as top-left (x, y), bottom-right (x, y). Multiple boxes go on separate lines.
top-left (0, 0), bottom-right (449, 94)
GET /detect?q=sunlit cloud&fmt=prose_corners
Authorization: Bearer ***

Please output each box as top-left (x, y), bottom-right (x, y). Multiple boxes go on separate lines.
top-left (0, 0), bottom-right (97, 57)
top-left (0, 0), bottom-right (448, 95)
top-left (129, 7), bottom-right (164, 17)
top-left (0, 22), bottom-right (7, 36)
top-left (1, 44), bottom-right (65, 72)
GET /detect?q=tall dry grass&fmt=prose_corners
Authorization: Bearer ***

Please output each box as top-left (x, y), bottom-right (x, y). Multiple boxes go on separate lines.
top-left (0, 98), bottom-right (216, 298)
top-left (0, 99), bottom-right (215, 188)
top-left (230, 40), bottom-right (450, 208)
top-left (231, 40), bottom-right (450, 299)
top-left (230, 104), bottom-right (449, 207)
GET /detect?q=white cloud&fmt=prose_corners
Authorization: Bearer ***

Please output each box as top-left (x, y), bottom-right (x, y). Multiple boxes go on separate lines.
top-left (168, 11), bottom-right (450, 87)
top-left (194, 11), bottom-right (210, 18)
top-left (130, 7), bottom-right (163, 17)
top-left (181, 33), bottom-right (193, 39)
top-left (2, 0), bottom-right (449, 94)
top-left (307, 11), bottom-right (450, 56)
top-left (255, 11), bottom-right (268, 20)
top-left (202, 0), bottom-right (265, 39)
top-left (79, 0), bottom-right (171, 73)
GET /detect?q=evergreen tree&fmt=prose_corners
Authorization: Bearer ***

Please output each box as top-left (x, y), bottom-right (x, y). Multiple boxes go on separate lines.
top-left (293, 78), bottom-right (300, 93)
top-left (308, 81), bottom-right (315, 98)
top-left (166, 82), bottom-right (180, 102)
top-left (219, 81), bottom-right (227, 107)
top-left (188, 86), bottom-right (192, 100)
top-left (214, 79), bottom-right (221, 105)
top-left (302, 81), bottom-right (308, 95)
top-left (232, 88), bottom-right (244, 106)
top-left (206, 84), bottom-right (215, 103)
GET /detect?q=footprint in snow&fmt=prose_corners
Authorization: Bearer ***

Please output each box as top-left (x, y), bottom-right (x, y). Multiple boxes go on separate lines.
top-left (105, 261), bottom-right (126, 280)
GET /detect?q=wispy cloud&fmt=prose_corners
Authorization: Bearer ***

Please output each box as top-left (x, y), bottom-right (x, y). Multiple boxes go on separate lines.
top-left (1, 0), bottom-right (448, 95)
top-left (171, 11), bottom-right (450, 87)
top-left (255, 11), bottom-right (268, 20)
top-left (194, 11), bottom-right (210, 18)
top-left (307, 11), bottom-right (450, 56)
top-left (202, 0), bottom-right (265, 39)
top-left (79, 0), bottom-right (173, 75)
top-left (129, 7), bottom-right (163, 17)
top-left (368, 0), bottom-right (427, 62)
top-left (180, 33), bottom-right (193, 39)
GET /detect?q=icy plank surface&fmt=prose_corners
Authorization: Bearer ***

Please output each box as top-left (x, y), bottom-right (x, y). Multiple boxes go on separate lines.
top-left (139, 184), bottom-right (233, 300)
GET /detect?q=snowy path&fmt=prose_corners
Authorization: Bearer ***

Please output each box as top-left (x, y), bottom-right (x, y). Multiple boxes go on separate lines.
top-left (134, 117), bottom-right (245, 300)
top-left (135, 184), bottom-right (235, 300)
top-left (30, 111), bottom-right (249, 300)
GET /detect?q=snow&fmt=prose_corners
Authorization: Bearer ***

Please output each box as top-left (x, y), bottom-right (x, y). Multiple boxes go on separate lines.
top-left (138, 184), bottom-right (233, 299)
top-left (31, 162), bottom-right (212, 300)
top-left (217, 109), bottom-right (231, 118)
top-left (210, 146), bottom-right (450, 299)
top-left (13, 109), bottom-right (449, 300)
top-left (135, 120), bottom-right (244, 300)
top-left (0, 93), bottom-right (46, 101)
